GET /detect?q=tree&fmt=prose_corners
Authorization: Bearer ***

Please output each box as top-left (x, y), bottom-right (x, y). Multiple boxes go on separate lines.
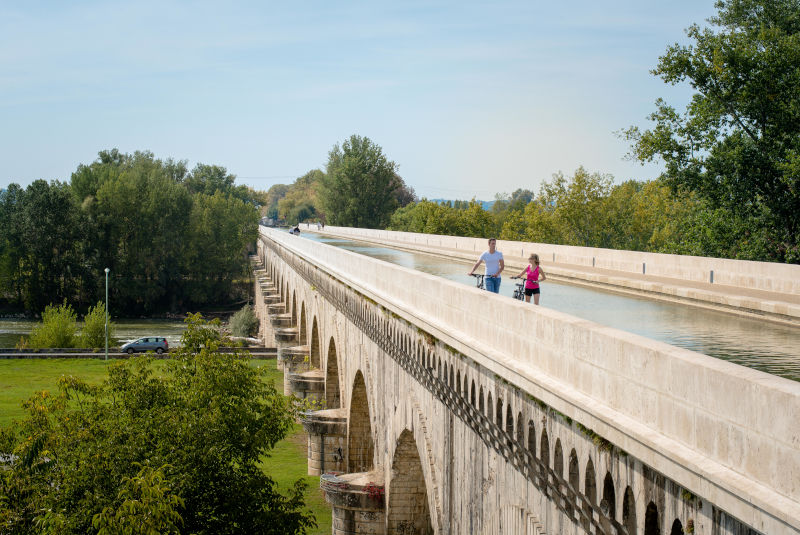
top-left (0, 315), bottom-right (315, 534)
top-left (27, 301), bottom-right (78, 348)
top-left (79, 301), bottom-right (116, 349)
top-left (622, 0), bottom-right (800, 262)
top-left (320, 135), bottom-right (408, 228)
top-left (229, 305), bottom-right (259, 338)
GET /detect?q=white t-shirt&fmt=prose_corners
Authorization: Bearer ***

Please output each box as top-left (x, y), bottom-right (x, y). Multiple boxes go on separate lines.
top-left (479, 250), bottom-right (504, 276)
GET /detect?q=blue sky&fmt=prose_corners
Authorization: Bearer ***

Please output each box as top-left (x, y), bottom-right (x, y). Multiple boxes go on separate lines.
top-left (1, 1), bottom-right (718, 199)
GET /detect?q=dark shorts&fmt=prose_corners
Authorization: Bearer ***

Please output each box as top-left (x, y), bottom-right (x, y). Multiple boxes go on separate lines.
top-left (524, 287), bottom-right (540, 296)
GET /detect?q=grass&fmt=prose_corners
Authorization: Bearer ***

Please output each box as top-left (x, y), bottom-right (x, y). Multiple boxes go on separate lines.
top-left (0, 356), bottom-right (333, 534)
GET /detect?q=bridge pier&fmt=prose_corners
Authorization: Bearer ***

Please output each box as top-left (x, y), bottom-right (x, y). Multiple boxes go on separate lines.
top-left (279, 345), bottom-right (310, 395)
top-left (288, 369), bottom-right (325, 401)
top-left (321, 471), bottom-right (386, 535)
top-left (274, 328), bottom-right (298, 370)
top-left (301, 408), bottom-right (348, 475)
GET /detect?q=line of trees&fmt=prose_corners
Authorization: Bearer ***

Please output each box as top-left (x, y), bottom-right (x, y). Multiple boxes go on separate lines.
top-left (0, 150), bottom-right (261, 316)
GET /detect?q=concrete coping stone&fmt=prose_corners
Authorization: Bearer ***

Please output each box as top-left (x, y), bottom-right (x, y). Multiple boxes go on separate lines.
top-left (281, 345), bottom-right (309, 356)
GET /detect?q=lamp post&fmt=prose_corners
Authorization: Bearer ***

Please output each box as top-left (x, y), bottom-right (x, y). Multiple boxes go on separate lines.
top-left (105, 268), bottom-right (110, 361)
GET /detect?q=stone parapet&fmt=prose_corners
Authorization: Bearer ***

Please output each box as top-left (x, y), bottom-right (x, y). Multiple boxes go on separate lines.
top-left (321, 471), bottom-right (385, 535)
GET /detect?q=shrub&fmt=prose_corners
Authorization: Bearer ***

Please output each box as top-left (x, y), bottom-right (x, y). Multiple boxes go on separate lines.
top-left (27, 301), bottom-right (78, 348)
top-left (79, 301), bottom-right (116, 348)
top-left (229, 305), bottom-right (258, 338)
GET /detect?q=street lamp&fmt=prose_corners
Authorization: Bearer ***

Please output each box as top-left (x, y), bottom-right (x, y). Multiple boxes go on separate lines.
top-left (105, 268), bottom-right (110, 361)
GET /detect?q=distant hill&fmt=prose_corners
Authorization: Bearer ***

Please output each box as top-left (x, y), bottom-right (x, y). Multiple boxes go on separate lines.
top-left (429, 198), bottom-right (494, 210)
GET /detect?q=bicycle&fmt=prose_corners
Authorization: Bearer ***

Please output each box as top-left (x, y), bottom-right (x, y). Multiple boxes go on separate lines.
top-left (511, 276), bottom-right (525, 301)
top-left (469, 273), bottom-right (485, 290)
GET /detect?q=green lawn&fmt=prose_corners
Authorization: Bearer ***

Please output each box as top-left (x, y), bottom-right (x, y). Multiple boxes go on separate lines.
top-left (0, 357), bottom-right (332, 534)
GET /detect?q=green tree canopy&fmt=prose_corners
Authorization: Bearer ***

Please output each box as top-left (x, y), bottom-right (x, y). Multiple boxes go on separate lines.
top-left (320, 135), bottom-right (410, 228)
top-left (622, 0), bottom-right (800, 262)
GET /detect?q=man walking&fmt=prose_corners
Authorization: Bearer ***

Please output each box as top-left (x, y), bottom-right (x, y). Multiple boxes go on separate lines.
top-left (468, 238), bottom-right (504, 293)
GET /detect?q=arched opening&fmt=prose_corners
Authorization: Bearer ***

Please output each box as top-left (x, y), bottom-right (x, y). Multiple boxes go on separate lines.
top-left (470, 381), bottom-right (475, 406)
top-left (456, 371), bottom-right (461, 394)
top-left (670, 518), bottom-right (684, 535)
top-left (567, 449), bottom-right (579, 517)
top-left (553, 439), bottom-right (563, 479)
top-left (479, 387), bottom-right (484, 414)
top-left (602, 472), bottom-right (615, 520)
top-left (496, 397), bottom-right (504, 427)
top-left (291, 292), bottom-right (297, 325)
top-left (583, 458), bottom-right (597, 530)
top-left (505, 405), bottom-right (513, 450)
top-left (644, 501), bottom-right (660, 535)
top-left (487, 393), bottom-right (493, 422)
top-left (527, 420), bottom-right (536, 457)
top-left (622, 487), bottom-right (636, 535)
top-left (388, 429), bottom-right (433, 534)
top-left (348, 371), bottom-right (374, 473)
top-left (539, 430), bottom-right (550, 469)
top-left (310, 317), bottom-right (320, 368)
top-left (299, 302), bottom-right (307, 345)
top-left (325, 338), bottom-right (340, 408)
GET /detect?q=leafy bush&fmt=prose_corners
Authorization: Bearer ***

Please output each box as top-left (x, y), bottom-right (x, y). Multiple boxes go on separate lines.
top-left (0, 315), bottom-right (315, 534)
top-left (79, 301), bottom-right (116, 348)
top-left (27, 301), bottom-right (78, 348)
top-left (229, 305), bottom-right (258, 338)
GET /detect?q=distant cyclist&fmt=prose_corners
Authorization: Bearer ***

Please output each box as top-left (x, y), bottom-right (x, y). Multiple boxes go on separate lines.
top-left (468, 238), bottom-right (504, 293)
top-left (514, 253), bottom-right (546, 304)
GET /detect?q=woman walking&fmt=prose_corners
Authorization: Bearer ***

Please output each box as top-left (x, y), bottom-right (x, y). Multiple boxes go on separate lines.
top-left (515, 254), bottom-right (546, 305)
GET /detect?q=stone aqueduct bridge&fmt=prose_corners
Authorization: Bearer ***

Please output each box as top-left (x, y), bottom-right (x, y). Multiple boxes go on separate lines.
top-left (253, 227), bottom-right (800, 535)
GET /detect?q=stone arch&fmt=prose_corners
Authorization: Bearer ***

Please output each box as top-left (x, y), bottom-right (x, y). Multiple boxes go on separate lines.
top-left (527, 420), bottom-right (536, 457)
top-left (487, 393), bottom-right (493, 421)
top-left (602, 472), bottom-right (615, 520)
top-left (539, 429), bottom-right (550, 472)
top-left (347, 371), bottom-right (374, 473)
top-left (325, 338), bottom-right (340, 408)
top-left (644, 501), bottom-right (660, 535)
top-left (299, 302), bottom-right (307, 345)
top-left (622, 487), bottom-right (636, 535)
top-left (553, 439), bottom-right (563, 479)
top-left (479, 386), bottom-right (484, 414)
top-left (568, 449), bottom-right (579, 516)
top-left (310, 317), bottom-right (320, 368)
top-left (284, 282), bottom-right (289, 313)
top-left (470, 380), bottom-right (475, 405)
top-left (583, 458), bottom-right (597, 530)
top-left (670, 518), bottom-right (684, 535)
top-left (496, 396), bottom-right (504, 427)
top-left (291, 291), bottom-right (297, 325)
top-left (515, 411), bottom-right (523, 448)
top-left (456, 370), bottom-right (461, 394)
top-left (388, 429), bottom-right (434, 535)
top-left (449, 365), bottom-right (454, 388)
top-left (505, 405), bottom-right (513, 449)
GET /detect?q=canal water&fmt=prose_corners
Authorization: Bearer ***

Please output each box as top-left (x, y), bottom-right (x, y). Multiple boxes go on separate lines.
top-left (302, 232), bottom-right (800, 382)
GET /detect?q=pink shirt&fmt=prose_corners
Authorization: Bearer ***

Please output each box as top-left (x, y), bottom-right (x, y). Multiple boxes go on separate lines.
top-left (524, 265), bottom-right (540, 289)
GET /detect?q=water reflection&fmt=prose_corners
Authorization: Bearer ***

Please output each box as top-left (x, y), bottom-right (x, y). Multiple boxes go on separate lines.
top-left (304, 233), bottom-right (800, 382)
